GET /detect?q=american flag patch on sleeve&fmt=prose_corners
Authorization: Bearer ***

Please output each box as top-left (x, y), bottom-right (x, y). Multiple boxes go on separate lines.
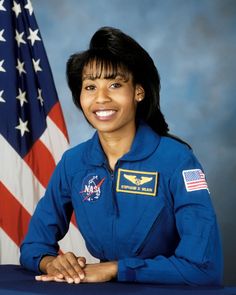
top-left (182, 169), bottom-right (209, 192)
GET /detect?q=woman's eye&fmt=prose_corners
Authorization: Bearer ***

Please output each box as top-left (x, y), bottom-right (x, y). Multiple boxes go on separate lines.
top-left (110, 83), bottom-right (121, 89)
top-left (85, 85), bottom-right (96, 91)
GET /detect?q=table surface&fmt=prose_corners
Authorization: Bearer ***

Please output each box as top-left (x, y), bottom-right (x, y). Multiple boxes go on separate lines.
top-left (0, 265), bottom-right (235, 295)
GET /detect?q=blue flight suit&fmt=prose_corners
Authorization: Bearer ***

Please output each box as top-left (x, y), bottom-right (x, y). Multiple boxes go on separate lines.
top-left (20, 122), bottom-right (223, 285)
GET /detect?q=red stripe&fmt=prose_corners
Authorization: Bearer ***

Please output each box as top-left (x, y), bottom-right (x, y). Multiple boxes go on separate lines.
top-left (187, 181), bottom-right (207, 187)
top-left (71, 212), bottom-right (77, 226)
top-left (24, 139), bottom-right (56, 188)
top-left (188, 183), bottom-right (208, 187)
top-left (187, 180), bottom-right (206, 184)
top-left (0, 182), bottom-right (31, 246)
top-left (48, 102), bottom-right (69, 141)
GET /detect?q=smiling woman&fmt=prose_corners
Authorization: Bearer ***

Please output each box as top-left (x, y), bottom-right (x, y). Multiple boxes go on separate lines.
top-left (20, 26), bottom-right (223, 286)
top-left (80, 66), bottom-right (141, 170)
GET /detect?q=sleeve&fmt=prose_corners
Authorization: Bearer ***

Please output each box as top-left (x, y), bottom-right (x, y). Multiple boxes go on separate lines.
top-left (117, 153), bottom-right (223, 286)
top-left (20, 152), bottom-right (73, 273)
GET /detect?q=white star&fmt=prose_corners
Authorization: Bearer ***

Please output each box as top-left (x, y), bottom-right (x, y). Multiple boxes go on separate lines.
top-left (0, 60), bottom-right (6, 72)
top-left (12, 1), bottom-right (22, 18)
top-left (24, 0), bottom-right (33, 15)
top-left (15, 118), bottom-right (30, 137)
top-left (32, 58), bottom-right (42, 72)
top-left (27, 28), bottom-right (41, 46)
top-left (0, 90), bottom-right (5, 103)
top-left (0, 0), bottom-right (6, 11)
top-left (15, 30), bottom-right (26, 47)
top-left (0, 29), bottom-right (6, 42)
top-left (37, 88), bottom-right (44, 106)
top-left (16, 88), bottom-right (27, 107)
top-left (16, 59), bottom-right (26, 75)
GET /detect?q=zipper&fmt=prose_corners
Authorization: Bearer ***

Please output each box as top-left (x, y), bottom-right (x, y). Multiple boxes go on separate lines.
top-left (104, 162), bottom-right (119, 260)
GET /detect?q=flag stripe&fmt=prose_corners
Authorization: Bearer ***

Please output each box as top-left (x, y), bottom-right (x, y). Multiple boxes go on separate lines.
top-left (71, 212), bottom-right (77, 226)
top-left (24, 139), bottom-right (56, 188)
top-left (0, 228), bottom-right (20, 264)
top-left (48, 102), bottom-right (69, 141)
top-left (40, 116), bottom-right (69, 165)
top-left (0, 182), bottom-right (31, 247)
top-left (0, 134), bottom-right (45, 214)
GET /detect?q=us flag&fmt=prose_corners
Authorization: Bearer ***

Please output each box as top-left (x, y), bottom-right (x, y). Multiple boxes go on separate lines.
top-left (182, 169), bottom-right (209, 192)
top-left (0, 0), bottom-right (94, 264)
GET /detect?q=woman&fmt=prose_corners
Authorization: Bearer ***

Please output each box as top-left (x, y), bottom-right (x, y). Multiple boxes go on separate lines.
top-left (20, 27), bottom-right (223, 285)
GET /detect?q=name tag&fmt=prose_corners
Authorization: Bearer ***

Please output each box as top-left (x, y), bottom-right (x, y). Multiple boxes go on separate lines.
top-left (116, 169), bottom-right (158, 196)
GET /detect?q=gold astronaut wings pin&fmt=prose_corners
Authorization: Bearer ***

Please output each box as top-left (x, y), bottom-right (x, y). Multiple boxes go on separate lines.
top-left (116, 169), bottom-right (158, 196)
top-left (123, 174), bottom-right (153, 186)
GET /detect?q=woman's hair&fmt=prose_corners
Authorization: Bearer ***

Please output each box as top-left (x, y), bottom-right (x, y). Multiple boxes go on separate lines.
top-left (66, 26), bottom-right (169, 135)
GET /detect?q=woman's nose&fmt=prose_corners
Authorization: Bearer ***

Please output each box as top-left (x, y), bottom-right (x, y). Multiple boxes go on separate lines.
top-left (95, 87), bottom-right (112, 104)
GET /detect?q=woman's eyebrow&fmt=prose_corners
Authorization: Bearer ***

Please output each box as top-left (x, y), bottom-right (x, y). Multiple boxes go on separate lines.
top-left (82, 72), bottom-right (129, 81)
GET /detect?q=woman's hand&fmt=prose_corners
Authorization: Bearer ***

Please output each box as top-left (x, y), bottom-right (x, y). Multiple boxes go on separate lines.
top-left (82, 261), bottom-right (118, 283)
top-left (35, 252), bottom-right (86, 284)
top-left (35, 257), bottom-right (118, 284)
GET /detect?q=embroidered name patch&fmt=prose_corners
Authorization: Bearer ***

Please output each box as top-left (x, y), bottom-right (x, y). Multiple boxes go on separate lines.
top-left (116, 169), bottom-right (158, 196)
top-left (182, 169), bottom-right (209, 192)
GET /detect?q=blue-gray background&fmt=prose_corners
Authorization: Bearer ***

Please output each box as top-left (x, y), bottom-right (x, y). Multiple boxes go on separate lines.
top-left (32, 0), bottom-right (236, 284)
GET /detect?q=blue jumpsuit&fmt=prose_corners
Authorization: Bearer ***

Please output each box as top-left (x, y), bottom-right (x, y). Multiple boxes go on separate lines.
top-left (20, 122), bottom-right (223, 285)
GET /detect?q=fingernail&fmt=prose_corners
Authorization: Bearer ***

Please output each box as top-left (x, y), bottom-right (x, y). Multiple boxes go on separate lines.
top-left (35, 276), bottom-right (41, 281)
top-left (74, 278), bottom-right (80, 284)
top-left (67, 278), bottom-right (73, 284)
top-left (78, 261), bottom-right (85, 267)
top-left (79, 273), bottom-right (84, 280)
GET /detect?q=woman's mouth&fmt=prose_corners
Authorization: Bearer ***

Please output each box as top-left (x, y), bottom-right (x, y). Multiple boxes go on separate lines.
top-left (94, 110), bottom-right (117, 120)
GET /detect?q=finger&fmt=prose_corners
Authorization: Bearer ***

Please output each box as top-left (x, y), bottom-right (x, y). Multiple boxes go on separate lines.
top-left (55, 265), bottom-right (72, 282)
top-left (50, 253), bottom-right (84, 282)
top-left (65, 277), bottom-right (74, 284)
top-left (67, 261), bottom-right (84, 281)
top-left (77, 256), bottom-right (86, 268)
top-left (54, 273), bottom-right (64, 279)
top-left (47, 264), bottom-right (64, 280)
top-left (63, 253), bottom-right (85, 280)
top-left (38, 275), bottom-right (56, 282)
top-left (55, 259), bottom-right (80, 283)
top-left (35, 275), bottom-right (53, 281)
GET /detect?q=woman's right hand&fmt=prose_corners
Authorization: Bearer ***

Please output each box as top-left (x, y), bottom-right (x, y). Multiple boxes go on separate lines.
top-left (35, 252), bottom-right (86, 284)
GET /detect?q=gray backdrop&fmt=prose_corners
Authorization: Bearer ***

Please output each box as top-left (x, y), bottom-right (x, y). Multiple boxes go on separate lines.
top-left (33, 0), bottom-right (236, 284)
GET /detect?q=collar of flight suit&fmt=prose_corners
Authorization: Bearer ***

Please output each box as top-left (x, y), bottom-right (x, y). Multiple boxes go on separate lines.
top-left (85, 121), bottom-right (161, 167)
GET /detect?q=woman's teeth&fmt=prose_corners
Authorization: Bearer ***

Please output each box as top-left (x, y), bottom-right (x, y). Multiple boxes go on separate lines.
top-left (95, 110), bottom-right (116, 117)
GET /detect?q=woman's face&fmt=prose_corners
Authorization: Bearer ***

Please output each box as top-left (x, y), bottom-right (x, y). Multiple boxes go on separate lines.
top-left (80, 62), bottom-right (144, 135)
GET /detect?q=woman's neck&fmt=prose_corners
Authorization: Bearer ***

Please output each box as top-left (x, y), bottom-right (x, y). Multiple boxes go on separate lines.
top-left (98, 124), bottom-right (136, 170)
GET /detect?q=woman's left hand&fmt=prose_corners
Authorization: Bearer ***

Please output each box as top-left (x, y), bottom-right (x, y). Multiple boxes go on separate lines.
top-left (82, 261), bottom-right (118, 283)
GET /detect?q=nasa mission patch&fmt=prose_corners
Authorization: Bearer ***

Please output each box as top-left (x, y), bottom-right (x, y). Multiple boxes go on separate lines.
top-left (80, 174), bottom-right (105, 202)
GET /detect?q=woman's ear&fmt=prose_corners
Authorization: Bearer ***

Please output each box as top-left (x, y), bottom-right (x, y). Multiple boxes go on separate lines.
top-left (135, 85), bottom-right (145, 102)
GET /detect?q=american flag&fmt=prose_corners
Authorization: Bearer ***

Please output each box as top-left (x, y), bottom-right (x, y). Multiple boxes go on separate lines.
top-left (0, 0), bottom-right (95, 264)
top-left (182, 169), bottom-right (209, 192)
